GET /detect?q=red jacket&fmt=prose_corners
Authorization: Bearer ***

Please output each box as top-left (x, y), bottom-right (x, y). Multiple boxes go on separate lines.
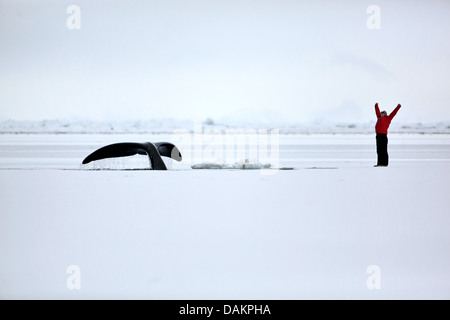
top-left (375, 104), bottom-right (401, 134)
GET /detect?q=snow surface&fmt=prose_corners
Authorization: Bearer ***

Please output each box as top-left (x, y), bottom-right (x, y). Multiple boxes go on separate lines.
top-left (0, 132), bottom-right (449, 299)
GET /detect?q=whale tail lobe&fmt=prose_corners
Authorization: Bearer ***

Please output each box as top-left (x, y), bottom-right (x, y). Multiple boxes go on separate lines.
top-left (82, 142), bottom-right (182, 170)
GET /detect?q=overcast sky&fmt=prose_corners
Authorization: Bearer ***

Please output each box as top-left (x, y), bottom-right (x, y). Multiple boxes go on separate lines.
top-left (1, 0), bottom-right (449, 123)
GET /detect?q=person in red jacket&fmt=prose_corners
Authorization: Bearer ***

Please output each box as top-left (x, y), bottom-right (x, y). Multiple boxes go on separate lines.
top-left (374, 102), bottom-right (401, 167)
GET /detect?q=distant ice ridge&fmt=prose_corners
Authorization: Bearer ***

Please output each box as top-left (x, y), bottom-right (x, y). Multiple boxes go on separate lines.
top-left (0, 118), bottom-right (193, 134)
top-left (0, 118), bottom-right (449, 134)
top-left (192, 159), bottom-right (272, 170)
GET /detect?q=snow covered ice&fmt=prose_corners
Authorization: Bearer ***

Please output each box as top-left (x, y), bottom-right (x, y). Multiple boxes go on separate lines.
top-left (0, 131), bottom-right (449, 299)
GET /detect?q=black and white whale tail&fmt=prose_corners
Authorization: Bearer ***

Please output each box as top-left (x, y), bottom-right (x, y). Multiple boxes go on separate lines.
top-left (82, 142), bottom-right (182, 170)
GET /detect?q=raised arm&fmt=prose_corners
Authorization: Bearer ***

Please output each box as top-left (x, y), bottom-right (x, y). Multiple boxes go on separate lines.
top-left (375, 103), bottom-right (381, 118)
top-left (388, 104), bottom-right (401, 120)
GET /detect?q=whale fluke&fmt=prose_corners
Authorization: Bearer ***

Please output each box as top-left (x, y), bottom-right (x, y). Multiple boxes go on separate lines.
top-left (154, 142), bottom-right (182, 162)
top-left (82, 142), bottom-right (182, 170)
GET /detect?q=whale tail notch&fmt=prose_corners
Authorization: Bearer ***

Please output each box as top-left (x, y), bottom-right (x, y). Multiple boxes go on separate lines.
top-left (82, 142), bottom-right (182, 170)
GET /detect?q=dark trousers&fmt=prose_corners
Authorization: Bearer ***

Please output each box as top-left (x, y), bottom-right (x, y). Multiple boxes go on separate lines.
top-left (376, 133), bottom-right (388, 166)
